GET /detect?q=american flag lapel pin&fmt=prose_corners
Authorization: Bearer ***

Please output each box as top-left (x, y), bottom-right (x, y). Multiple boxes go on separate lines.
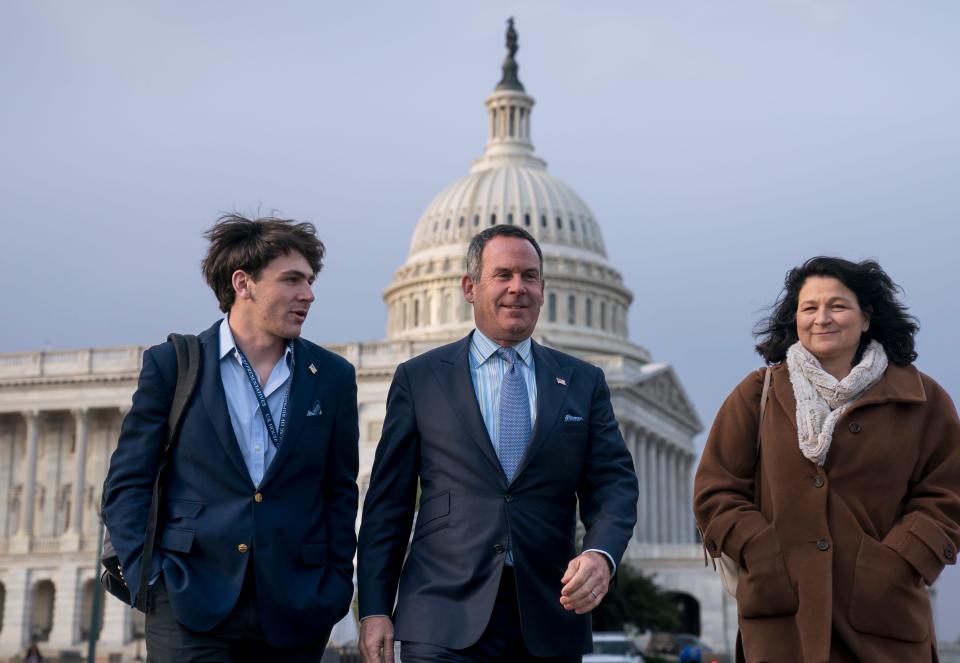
top-left (308, 363), bottom-right (317, 375)
top-left (556, 376), bottom-right (567, 386)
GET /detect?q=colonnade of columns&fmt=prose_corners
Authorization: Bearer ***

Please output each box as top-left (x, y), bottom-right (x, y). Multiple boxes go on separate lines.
top-left (0, 407), bottom-right (135, 655)
top-left (623, 425), bottom-right (698, 545)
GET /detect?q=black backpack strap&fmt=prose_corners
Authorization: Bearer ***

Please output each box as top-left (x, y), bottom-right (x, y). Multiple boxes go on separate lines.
top-left (134, 333), bottom-right (201, 611)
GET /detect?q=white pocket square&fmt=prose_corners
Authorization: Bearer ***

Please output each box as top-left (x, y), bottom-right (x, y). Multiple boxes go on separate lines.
top-left (564, 414), bottom-right (584, 423)
top-left (307, 401), bottom-right (322, 417)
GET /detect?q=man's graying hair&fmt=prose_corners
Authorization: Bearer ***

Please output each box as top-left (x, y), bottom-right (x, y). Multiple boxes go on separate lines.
top-left (464, 225), bottom-right (544, 282)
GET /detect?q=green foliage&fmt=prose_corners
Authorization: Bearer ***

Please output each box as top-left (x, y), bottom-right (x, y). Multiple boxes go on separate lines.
top-left (591, 565), bottom-right (681, 633)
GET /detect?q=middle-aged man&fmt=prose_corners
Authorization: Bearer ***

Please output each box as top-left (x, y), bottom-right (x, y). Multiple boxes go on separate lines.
top-left (104, 214), bottom-right (359, 662)
top-left (358, 225), bottom-right (639, 662)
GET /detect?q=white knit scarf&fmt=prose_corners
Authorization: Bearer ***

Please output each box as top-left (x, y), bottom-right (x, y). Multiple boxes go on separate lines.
top-left (785, 339), bottom-right (888, 466)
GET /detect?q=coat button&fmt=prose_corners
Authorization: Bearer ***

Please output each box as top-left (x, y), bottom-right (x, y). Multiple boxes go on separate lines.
top-left (848, 422), bottom-right (861, 433)
top-left (707, 539), bottom-right (718, 552)
top-left (946, 548), bottom-right (955, 560)
top-left (816, 538), bottom-right (830, 551)
top-left (504, 494), bottom-right (514, 503)
top-left (254, 493), bottom-right (263, 503)
top-left (813, 476), bottom-right (825, 488)
top-left (237, 543), bottom-right (249, 553)
top-left (494, 544), bottom-right (505, 554)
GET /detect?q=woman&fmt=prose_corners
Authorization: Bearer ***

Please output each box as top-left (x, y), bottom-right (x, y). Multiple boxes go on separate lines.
top-left (694, 257), bottom-right (960, 663)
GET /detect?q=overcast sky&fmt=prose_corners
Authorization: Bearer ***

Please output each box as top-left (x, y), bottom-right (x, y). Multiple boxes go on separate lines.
top-left (3, 0), bottom-right (959, 642)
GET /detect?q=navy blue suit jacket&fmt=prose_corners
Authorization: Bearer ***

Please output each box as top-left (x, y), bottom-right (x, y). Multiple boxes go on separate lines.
top-left (104, 321), bottom-right (359, 647)
top-left (357, 334), bottom-right (639, 657)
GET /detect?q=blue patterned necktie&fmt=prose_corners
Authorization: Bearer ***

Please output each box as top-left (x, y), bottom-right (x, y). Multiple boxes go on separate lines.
top-left (497, 347), bottom-right (531, 482)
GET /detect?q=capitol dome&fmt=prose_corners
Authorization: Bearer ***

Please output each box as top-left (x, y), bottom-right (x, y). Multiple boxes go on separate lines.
top-left (384, 20), bottom-right (648, 362)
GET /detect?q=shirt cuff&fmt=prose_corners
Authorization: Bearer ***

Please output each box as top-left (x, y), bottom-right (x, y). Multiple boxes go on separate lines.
top-left (360, 614), bottom-right (390, 622)
top-left (584, 549), bottom-right (616, 575)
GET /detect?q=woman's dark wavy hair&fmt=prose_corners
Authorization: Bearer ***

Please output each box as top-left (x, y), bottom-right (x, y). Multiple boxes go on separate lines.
top-left (754, 257), bottom-right (919, 366)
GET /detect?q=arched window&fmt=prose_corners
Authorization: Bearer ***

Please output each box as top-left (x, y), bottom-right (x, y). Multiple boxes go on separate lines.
top-left (445, 218), bottom-right (450, 229)
top-left (571, 219), bottom-right (577, 233)
top-left (473, 214), bottom-right (480, 227)
top-left (509, 106), bottom-right (516, 137)
top-left (540, 215), bottom-right (547, 228)
top-left (79, 579), bottom-right (105, 642)
top-left (556, 216), bottom-right (563, 230)
top-left (490, 213), bottom-right (497, 226)
top-left (459, 216), bottom-right (465, 227)
top-left (600, 301), bottom-right (607, 331)
top-left (507, 213), bottom-right (513, 225)
top-left (524, 213), bottom-right (531, 227)
top-left (586, 298), bottom-right (593, 327)
top-left (413, 299), bottom-right (420, 327)
top-left (567, 295), bottom-right (576, 324)
top-left (29, 580), bottom-right (55, 642)
top-left (548, 293), bottom-right (557, 322)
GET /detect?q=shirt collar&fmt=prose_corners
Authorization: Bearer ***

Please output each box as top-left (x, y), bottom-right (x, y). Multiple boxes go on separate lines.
top-left (219, 317), bottom-right (294, 364)
top-left (470, 328), bottom-right (533, 367)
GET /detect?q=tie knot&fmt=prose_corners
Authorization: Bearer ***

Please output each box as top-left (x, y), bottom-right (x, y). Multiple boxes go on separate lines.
top-left (497, 347), bottom-right (519, 366)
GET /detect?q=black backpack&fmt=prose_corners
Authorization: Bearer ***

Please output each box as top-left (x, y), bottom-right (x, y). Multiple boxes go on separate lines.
top-left (100, 333), bottom-right (201, 611)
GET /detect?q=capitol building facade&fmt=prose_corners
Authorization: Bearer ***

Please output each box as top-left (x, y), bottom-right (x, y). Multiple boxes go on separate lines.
top-left (0, 26), bottom-right (735, 660)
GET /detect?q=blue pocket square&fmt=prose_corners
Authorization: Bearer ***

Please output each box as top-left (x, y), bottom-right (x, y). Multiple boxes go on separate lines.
top-left (564, 414), bottom-right (584, 423)
top-left (307, 401), bottom-right (322, 417)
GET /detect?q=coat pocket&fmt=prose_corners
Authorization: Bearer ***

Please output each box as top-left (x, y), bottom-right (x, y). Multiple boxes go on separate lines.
top-left (849, 533), bottom-right (931, 642)
top-left (736, 523), bottom-right (799, 618)
top-left (159, 527), bottom-right (195, 553)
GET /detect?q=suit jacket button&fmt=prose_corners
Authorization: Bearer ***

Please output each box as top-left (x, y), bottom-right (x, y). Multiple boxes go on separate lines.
top-left (707, 539), bottom-right (718, 552)
top-left (237, 543), bottom-right (249, 553)
top-left (816, 538), bottom-right (830, 551)
top-left (494, 544), bottom-right (505, 554)
top-left (254, 493), bottom-right (263, 503)
top-left (813, 476), bottom-right (825, 488)
top-left (504, 494), bottom-right (514, 503)
top-left (946, 547), bottom-right (955, 560)
top-left (848, 422), bottom-right (861, 433)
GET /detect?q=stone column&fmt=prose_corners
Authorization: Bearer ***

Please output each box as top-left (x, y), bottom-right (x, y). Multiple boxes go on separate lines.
top-left (675, 451), bottom-right (687, 543)
top-left (657, 439), bottom-right (670, 543)
top-left (13, 410), bottom-right (40, 545)
top-left (634, 430), bottom-right (647, 542)
top-left (665, 446), bottom-right (676, 543)
top-left (64, 409), bottom-right (89, 542)
top-left (686, 455), bottom-right (697, 543)
top-left (48, 564), bottom-right (79, 648)
top-left (100, 585), bottom-right (129, 649)
top-left (645, 433), bottom-right (657, 543)
top-left (0, 566), bottom-right (29, 654)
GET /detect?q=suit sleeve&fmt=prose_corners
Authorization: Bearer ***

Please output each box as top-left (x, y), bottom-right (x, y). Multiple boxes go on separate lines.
top-left (693, 370), bottom-right (770, 564)
top-left (357, 362), bottom-right (421, 619)
top-left (102, 346), bottom-right (173, 605)
top-left (324, 362), bottom-right (360, 579)
top-left (577, 367), bottom-right (640, 568)
top-left (881, 378), bottom-right (960, 584)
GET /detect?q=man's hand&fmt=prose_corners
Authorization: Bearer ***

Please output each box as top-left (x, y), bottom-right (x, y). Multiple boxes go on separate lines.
top-left (359, 616), bottom-right (395, 663)
top-left (559, 551), bottom-right (611, 614)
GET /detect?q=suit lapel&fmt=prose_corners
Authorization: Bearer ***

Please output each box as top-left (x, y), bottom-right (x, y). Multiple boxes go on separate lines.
top-left (259, 337), bottom-right (322, 488)
top-left (513, 341), bottom-right (573, 481)
top-left (430, 334), bottom-right (506, 483)
top-left (199, 323), bottom-right (255, 490)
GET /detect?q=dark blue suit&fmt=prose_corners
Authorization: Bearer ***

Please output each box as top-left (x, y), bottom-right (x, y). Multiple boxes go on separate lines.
top-left (357, 334), bottom-right (639, 657)
top-left (104, 321), bottom-right (359, 647)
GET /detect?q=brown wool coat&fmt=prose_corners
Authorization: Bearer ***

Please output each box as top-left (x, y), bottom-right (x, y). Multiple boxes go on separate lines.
top-left (694, 363), bottom-right (960, 663)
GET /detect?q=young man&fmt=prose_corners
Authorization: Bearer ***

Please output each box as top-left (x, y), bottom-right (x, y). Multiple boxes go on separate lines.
top-left (358, 225), bottom-right (639, 662)
top-left (104, 214), bottom-right (359, 662)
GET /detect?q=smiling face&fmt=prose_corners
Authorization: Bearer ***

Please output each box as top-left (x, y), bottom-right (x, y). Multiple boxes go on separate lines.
top-left (462, 236), bottom-right (545, 346)
top-left (232, 250), bottom-right (316, 341)
top-left (796, 275), bottom-right (870, 369)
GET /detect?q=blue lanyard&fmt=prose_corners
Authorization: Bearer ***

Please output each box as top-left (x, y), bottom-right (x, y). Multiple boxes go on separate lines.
top-left (234, 341), bottom-right (294, 449)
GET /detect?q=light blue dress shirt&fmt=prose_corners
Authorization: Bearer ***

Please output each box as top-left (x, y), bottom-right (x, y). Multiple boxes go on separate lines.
top-left (219, 318), bottom-right (293, 488)
top-left (468, 329), bottom-right (538, 456)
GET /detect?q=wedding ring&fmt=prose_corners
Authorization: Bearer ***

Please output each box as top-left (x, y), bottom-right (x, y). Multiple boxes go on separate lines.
top-left (590, 589), bottom-right (599, 599)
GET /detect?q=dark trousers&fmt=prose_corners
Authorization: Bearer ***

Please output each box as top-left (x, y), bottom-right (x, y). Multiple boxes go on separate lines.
top-left (145, 570), bottom-right (327, 663)
top-left (400, 568), bottom-right (582, 663)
